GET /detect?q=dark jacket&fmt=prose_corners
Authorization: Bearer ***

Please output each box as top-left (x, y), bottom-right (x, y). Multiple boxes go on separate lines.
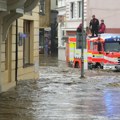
top-left (89, 18), bottom-right (99, 30)
top-left (77, 27), bottom-right (82, 33)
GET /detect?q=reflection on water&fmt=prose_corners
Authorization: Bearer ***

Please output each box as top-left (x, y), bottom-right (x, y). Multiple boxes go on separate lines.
top-left (39, 54), bottom-right (58, 66)
top-left (104, 89), bottom-right (120, 117)
top-left (0, 55), bottom-right (120, 120)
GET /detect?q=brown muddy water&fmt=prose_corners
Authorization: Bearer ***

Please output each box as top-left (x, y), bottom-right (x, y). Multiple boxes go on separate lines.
top-left (0, 54), bottom-right (120, 120)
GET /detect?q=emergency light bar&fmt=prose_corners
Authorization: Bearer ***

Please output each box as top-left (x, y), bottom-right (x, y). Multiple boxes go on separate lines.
top-left (105, 36), bottom-right (120, 42)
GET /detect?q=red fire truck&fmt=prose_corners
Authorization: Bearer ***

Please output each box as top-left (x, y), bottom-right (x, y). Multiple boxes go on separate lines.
top-left (66, 33), bottom-right (120, 70)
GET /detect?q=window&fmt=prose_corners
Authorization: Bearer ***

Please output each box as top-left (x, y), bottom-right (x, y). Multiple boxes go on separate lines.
top-left (78, 1), bottom-right (82, 18)
top-left (93, 42), bottom-right (100, 51)
top-left (61, 30), bottom-right (66, 46)
top-left (56, 0), bottom-right (58, 6)
top-left (105, 42), bottom-right (120, 52)
top-left (23, 20), bottom-right (33, 66)
top-left (90, 42), bottom-right (93, 50)
top-left (39, 0), bottom-right (45, 15)
top-left (70, 2), bottom-right (75, 19)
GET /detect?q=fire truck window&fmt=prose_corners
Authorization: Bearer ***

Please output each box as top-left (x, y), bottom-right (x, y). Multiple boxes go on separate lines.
top-left (90, 42), bottom-right (93, 50)
top-left (94, 42), bottom-right (98, 45)
top-left (98, 41), bottom-right (102, 51)
top-left (93, 42), bottom-right (98, 51)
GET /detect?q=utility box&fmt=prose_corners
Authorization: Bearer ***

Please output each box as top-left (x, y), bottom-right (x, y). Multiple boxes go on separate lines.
top-left (76, 32), bottom-right (86, 49)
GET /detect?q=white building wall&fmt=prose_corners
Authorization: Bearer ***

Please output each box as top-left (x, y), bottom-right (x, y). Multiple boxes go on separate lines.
top-left (65, 0), bottom-right (120, 32)
top-left (65, 0), bottom-right (87, 31)
top-left (58, 0), bottom-right (87, 61)
top-left (58, 47), bottom-right (66, 61)
top-left (57, 0), bottom-right (120, 61)
top-left (51, 0), bottom-right (57, 10)
top-left (58, 0), bottom-right (65, 7)
top-left (87, 0), bottom-right (120, 28)
top-left (57, 0), bottom-right (66, 61)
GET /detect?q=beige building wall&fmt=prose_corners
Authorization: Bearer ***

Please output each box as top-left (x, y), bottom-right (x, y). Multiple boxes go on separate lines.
top-left (39, 0), bottom-right (51, 28)
top-left (17, 5), bottom-right (39, 81)
top-left (1, 25), bottom-right (16, 92)
top-left (0, 4), bottom-right (39, 92)
top-left (0, 20), bottom-right (2, 92)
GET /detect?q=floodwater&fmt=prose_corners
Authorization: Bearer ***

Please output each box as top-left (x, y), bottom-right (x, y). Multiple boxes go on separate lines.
top-left (0, 54), bottom-right (120, 120)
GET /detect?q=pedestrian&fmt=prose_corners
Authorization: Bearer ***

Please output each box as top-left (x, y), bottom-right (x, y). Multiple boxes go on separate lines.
top-left (44, 37), bottom-right (49, 56)
top-left (98, 19), bottom-right (106, 34)
top-left (48, 40), bottom-right (51, 55)
top-left (89, 15), bottom-right (99, 37)
top-left (76, 23), bottom-right (82, 33)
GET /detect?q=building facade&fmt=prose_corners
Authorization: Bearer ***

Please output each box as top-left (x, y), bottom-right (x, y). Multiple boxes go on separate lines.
top-left (39, 0), bottom-right (51, 54)
top-left (57, 0), bottom-right (120, 61)
top-left (86, 0), bottom-right (120, 33)
top-left (51, 0), bottom-right (58, 54)
top-left (0, 0), bottom-right (39, 93)
top-left (57, 0), bottom-right (66, 61)
top-left (39, 0), bottom-right (58, 55)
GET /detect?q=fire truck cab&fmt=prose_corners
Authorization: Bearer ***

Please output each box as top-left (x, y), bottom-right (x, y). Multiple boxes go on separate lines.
top-left (87, 34), bottom-right (120, 70)
top-left (66, 33), bottom-right (120, 70)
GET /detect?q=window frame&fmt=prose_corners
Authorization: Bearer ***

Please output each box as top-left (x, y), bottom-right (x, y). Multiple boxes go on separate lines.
top-left (70, 2), bottom-right (75, 19)
top-left (77, 1), bottom-right (82, 19)
top-left (39, 0), bottom-right (45, 15)
top-left (23, 20), bottom-right (34, 67)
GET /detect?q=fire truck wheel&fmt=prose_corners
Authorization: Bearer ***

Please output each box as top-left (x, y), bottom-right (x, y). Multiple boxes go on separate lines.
top-left (95, 63), bottom-right (102, 69)
top-left (75, 62), bottom-right (80, 68)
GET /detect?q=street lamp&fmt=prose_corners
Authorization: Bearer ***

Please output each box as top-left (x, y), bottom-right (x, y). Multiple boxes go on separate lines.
top-left (81, 0), bottom-right (85, 78)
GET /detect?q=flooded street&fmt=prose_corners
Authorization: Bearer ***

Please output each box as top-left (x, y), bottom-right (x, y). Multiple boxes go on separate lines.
top-left (0, 55), bottom-right (120, 120)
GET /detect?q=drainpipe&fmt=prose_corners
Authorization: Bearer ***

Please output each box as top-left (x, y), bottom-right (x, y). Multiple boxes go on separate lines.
top-left (15, 19), bottom-right (18, 85)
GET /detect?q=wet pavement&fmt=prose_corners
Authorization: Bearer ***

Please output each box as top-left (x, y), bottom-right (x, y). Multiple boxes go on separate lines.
top-left (0, 55), bottom-right (120, 120)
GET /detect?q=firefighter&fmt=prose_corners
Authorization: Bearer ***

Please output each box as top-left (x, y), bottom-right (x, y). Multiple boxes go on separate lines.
top-left (89, 15), bottom-right (99, 37)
